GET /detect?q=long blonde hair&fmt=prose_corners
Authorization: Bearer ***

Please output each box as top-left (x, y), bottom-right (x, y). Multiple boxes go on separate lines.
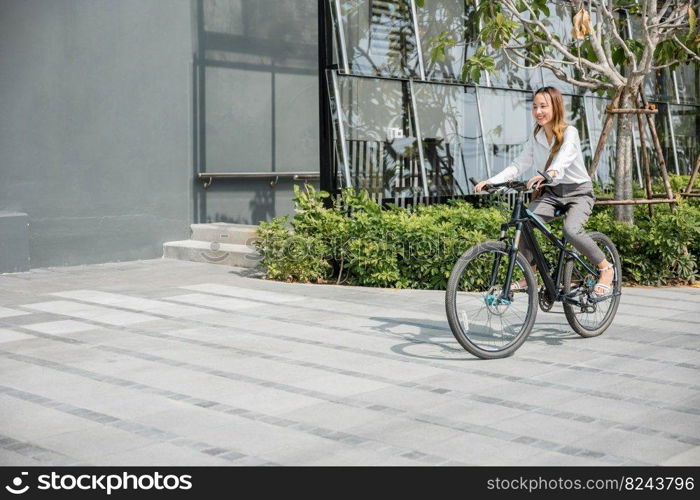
top-left (533, 86), bottom-right (567, 157)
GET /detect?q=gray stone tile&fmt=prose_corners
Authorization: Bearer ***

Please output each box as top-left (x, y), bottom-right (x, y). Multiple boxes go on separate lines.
top-left (31, 424), bottom-right (154, 461)
top-left (22, 320), bottom-right (98, 335)
top-left (21, 301), bottom-right (160, 325)
top-left (0, 307), bottom-right (31, 319)
top-left (420, 432), bottom-right (545, 465)
top-left (569, 428), bottom-right (690, 464)
top-left (2, 259), bottom-right (699, 465)
top-left (351, 386), bottom-right (451, 413)
top-left (554, 396), bottom-right (664, 424)
top-left (0, 449), bottom-right (44, 466)
top-left (0, 394), bottom-right (98, 441)
top-left (0, 328), bottom-right (35, 343)
top-left (92, 442), bottom-right (233, 466)
top-left (660, 446), bottom-right (700, 465)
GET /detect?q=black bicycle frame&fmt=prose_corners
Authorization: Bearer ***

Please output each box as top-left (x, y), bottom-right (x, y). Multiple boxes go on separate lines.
top-left (497, 191), bottom-right (598, 302)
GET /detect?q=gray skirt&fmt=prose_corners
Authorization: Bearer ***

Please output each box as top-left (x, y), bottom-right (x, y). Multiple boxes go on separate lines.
top-left (521, 181), bottom-right (605, 265)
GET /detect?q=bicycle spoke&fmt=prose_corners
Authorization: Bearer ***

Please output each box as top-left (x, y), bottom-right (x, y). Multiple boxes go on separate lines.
top-left (563, 235), bottom-right (621, 336)
top-left (449, 246), bottom-right (534, 353)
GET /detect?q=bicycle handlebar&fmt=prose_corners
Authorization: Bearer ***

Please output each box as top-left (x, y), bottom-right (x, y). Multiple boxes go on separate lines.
top-left (470, 170), bottom-right (554, 194)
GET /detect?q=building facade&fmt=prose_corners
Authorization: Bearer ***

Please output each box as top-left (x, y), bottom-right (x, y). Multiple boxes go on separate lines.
top-left (1, 0), bottom-right (698, 270)
top-left (322, 0), bottom-right (699, 205)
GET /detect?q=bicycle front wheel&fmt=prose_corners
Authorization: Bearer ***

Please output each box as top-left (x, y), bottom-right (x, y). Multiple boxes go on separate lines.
top-left (445, 241), bottom-right (537, 359)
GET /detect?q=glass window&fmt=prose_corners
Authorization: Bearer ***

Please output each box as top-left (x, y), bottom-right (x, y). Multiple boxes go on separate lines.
top-left (488, 50), bottom-right (543, 91)
top-left (630, 101), bottom-right (674, 179)
top-left (331, 0), bottom-right (420, 78)
top-left (334, 76), bottom-right (425, 200)
top-left (669, 104), bottom-right (700, 175)
top-left (414, 0), bottom-right (474, 83)
top-left (644, 69), bottom-right (674, 102)
top-left (565, 94), bottom-right (590, 164)
top-left (479, 89), bottom-right (533, 179)
top-left (675, 64), bottom-right (699, 106)
top-left (413, 83), bottom-right (485, 195)
top-left (652, 102), bottom-right (676, 175)
top-left (584, 96), bottom-right (616, 186)
top-left (539, 2), bottom-right (576, 95)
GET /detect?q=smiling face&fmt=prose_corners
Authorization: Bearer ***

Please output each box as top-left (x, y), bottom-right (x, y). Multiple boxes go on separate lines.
top-left (532, 92), bottom-right (554, 128)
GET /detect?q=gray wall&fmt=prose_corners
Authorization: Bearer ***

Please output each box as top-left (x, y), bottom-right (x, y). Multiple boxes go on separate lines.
top-left (0, 0), bottom-right (194, 268)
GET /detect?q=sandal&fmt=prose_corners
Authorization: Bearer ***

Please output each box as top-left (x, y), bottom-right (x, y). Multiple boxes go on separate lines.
top-left (510, 279), bottom-right (528, 292)
top-left (592, 264), bottom-right (614, 298)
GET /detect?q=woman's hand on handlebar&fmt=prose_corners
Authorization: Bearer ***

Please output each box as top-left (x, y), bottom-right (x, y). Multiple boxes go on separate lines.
top-left (527, 170), bottom-right (557, 191)
top-left (474, 180), bottom-right (491, 193)
top-left (527, 174), bottom-right (546, 191)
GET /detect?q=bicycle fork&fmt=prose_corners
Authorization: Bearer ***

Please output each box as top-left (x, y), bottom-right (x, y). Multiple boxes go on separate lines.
top-left (487, 222), bottom-right (521, 305)
top-left (501, 222), bottom-right (523, 300)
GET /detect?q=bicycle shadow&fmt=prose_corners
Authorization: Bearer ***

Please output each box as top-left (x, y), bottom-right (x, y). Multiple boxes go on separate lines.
top-left (523, 320), bottom-right (581, 345)
top-left (369, 315), bottom-right (581, 361)
top-left (368, 315), bottom-right (476, 361)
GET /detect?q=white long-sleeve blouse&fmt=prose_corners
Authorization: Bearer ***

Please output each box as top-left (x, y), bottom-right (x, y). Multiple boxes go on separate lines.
top-left (487, 125), bottom-right (591, 185)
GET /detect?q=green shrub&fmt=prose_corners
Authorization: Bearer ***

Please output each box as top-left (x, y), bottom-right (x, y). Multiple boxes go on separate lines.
top-left (256, 214), bottom-right (332, 283)
top-left (587, 202), bottom-right (700, 285)
top-left (255, 183), bottom-right (700, 289)
top-left (669, 174), bottom-right (700, 194)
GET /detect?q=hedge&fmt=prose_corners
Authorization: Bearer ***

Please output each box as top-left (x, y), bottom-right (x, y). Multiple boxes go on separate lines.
top-left (255, 177), bottom-right (700, 289)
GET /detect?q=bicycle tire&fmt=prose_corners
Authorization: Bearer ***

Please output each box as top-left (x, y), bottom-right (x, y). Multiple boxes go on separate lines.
top-left (562, 231), bottom-right (622, 338)
top-left (445, 240), bottom-right (538, 359)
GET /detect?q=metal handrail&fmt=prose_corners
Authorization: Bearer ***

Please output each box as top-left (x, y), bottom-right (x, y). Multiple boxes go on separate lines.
top-left (198, 171), bottom-right (320, 189)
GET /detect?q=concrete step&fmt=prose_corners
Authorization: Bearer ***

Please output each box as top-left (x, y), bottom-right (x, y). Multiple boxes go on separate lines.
top-left (190, 223), bottom-right (258, 245)
top-left (163, 240), bottom-right (260, 268)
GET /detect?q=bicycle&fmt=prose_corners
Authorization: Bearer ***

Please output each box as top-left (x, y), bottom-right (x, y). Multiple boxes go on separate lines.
top-left (445, 171), bottom-right (622, 359)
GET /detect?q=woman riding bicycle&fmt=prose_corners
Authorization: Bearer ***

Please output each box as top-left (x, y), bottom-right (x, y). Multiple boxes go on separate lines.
top-left (473, 86), bottom-right (613, 298)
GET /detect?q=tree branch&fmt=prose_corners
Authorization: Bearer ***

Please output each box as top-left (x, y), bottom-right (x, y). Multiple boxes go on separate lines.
top-left (540, 60), bottom-right (613, 90)
top-left (499, 0), bottom-right (615, 78)
top-left (503, 46), bottom-right (613, 90)
top-left (650, 58), bottom-right (685, 71)
top-left (658, 0), bottom-right (674, 16)
top-left (502, 48), bottom-right (542, 69)
top-left (672, 34), bottom-right (700, 63)
top-left (639, 2), bottom-right (659, 75)
top-left (599, 0), bottom-right (637, 70)
top-left (584, 2), bottom-right (625, 84)
top-left (650, 1), bottom-right (691, 29)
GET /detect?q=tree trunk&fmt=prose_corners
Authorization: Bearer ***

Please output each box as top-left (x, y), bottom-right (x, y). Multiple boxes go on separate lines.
top-left (613, 89), bottom-right (635, 224)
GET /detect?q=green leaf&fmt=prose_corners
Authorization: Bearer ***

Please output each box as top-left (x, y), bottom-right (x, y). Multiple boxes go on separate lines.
top-left (415, 0), bottom-right (425, 8)
top-left (461, 62), bottom-right (470, 83)
top-left (612, 47), bottom-right (625, 66)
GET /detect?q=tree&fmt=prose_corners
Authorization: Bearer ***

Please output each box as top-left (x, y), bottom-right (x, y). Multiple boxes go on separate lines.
top-left (427, 0), bottom-right (699, 223)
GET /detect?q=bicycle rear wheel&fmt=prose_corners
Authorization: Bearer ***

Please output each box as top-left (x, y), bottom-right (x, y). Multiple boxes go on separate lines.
top-left (445, 241), bottom-right (537, 359)
top-left (562, 231), bottom-right (622, 337)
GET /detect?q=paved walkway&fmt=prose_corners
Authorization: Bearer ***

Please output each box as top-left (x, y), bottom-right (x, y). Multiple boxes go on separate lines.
top-left (0, 258), bottom-right (698, 466)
